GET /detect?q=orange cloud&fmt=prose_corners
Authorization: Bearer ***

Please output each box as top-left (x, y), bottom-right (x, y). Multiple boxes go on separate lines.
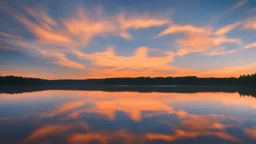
top-left (62, 8), bottom-right (117, 44)
top-left (244, 42), bottom-right (256, 49)
top-left (119, 31), bottom-right (133, 40)
top-left (118, 13), bottom-right (169, 30)
top-left (206, 46), bottom-right (237, 55)
top-left (86, 46), bottom-right (174, 69)
top-left (72, 46), bottom-right (176, 77)
top-left (157, 24), bottom-right (241, 56)
top-left (1, 4), bottom-right (254, 78)
top-left (1, 5), bottom-right (174, 74)
top-left (175, 33), bottom-right (240, 56)
top-left (13, 8), bottom-right (71, 44)
top-left (215, 22), bottom-right (241, 35)
top-left (197, 61), bottom-right (256, 77)
top-left (39, 50), bottom-right (86, 70)
top-left (242, 18), bottom-right (256, 30)
top-left (157, 25), bottom-right (211, 37)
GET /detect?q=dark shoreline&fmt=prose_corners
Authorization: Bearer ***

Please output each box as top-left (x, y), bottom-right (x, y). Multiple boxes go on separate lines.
top-left (1, 75), bottom-right (255, 96)
top-left (1, 85), bottom-right (255, 97)
top-left (1, 74), bottom-right (256, 86)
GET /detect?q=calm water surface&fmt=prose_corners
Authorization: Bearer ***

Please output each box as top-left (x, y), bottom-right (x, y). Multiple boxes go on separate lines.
top-left (0, 90), bottom-right (256, 144)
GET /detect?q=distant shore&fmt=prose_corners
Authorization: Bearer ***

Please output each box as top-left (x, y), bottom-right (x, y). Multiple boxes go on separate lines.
top-left (0, 75), bottom-right (255, 95)
top-left (0, 84), bottom-right (255, 98)
top-left (0, 74), bottom-right (256, 86)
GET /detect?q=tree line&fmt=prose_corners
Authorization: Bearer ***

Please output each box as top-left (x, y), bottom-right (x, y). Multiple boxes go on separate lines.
top-left (0, 73), bottom-right (255, 86)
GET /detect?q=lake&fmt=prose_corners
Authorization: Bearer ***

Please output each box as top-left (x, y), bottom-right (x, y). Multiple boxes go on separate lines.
top-left (0, 89), bottom-right (256, 144)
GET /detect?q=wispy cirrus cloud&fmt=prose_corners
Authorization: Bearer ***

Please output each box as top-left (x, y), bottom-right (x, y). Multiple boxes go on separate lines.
top-left (118, 13), bottom-right (170, 30)
top-left (244, 42), bottom-right (256, 49)
top-left (231, 0), bottom-right (248, 10)
top-left (215, 21), bottom-right (242, 36)
top-left (1, 5), bottom-right (171, 72)
top-left (242, 18), bottom-right (256, 30)
top-left (157, 25), bottom-right (212, 37)
top-left (157, 23), bottom-right (242, 56)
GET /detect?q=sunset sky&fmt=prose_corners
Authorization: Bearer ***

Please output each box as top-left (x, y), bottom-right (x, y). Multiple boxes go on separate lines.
top-left (1, 0), bottom-right (256, 79)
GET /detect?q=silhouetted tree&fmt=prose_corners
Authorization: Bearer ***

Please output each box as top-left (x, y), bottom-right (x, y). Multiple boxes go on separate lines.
top-left (0, 73), bottom-right (255, 86)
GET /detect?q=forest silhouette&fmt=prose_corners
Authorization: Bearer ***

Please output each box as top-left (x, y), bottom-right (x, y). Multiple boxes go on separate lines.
top-left (0, 73), bottom-right (256, 86)
top-left (0, 74), bottom-right (255, 97)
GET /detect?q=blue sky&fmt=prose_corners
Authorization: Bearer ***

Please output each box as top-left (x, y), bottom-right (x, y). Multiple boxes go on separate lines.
top-left (0, 0), bottom-right (256, 79)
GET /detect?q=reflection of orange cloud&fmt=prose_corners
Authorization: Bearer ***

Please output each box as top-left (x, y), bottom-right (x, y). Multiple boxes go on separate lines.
top-left (2, 90), bottom-right (254, 143)
top-left (24, 124), bottom-right (72, 142)
top-left (68, 98), bottom-right (173, 121)
top-left (146, 130), bottom-right (240, 142)
top-left (68, 130), bottom-right (144, 144)
top-left (39, 91), bottom-right (254, 124)
top-left (41, 100), bottom-right (86, 117)
top-left (69, 133), bottom-right (107, 144)
top-left (16, 90), bottom-right (253, 122)
top-left (244, 127), bottom-right (256, 139)
top-left (24, 122), bottom-right (89, 143)
top-left (177, 113), bottom-right (235, 132)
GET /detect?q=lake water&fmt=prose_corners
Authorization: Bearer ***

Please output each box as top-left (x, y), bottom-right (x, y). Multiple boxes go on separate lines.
top-left (0, 90), bottom-right (256, 144)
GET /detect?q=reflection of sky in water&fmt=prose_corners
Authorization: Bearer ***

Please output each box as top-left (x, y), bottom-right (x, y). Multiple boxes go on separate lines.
top-left (0, 91), bottom-right (256, 144)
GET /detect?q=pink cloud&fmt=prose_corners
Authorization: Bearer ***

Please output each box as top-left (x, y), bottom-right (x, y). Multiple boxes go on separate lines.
top-left (231, 0), bottom-right (248, 10)
top-left (242, 18), bottom-right (256, 30)
top-left (215, 22), bottom-right (241, 35)
top-left (157, 25), bottom-right (211, 37)
top-left (158, 23), bottom-right (241, 56)
top-left (118, 13), bottom-right (170, 30)
top-left (244, 42), bottom-right (256, 49)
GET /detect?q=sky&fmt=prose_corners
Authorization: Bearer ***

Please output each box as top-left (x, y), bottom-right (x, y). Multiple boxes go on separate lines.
top-left (0, 0), bottom-right (256, 79)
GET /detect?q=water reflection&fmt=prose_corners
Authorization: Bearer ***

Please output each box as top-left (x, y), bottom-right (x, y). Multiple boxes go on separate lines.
top-left (0, 90), bottom-right (256, 144)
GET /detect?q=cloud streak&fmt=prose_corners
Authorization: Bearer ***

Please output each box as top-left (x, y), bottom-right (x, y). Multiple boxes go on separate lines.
top-left (231, 0), bottom-right (248, 10)
top-left (157, 23), bottom-right (242, 56)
